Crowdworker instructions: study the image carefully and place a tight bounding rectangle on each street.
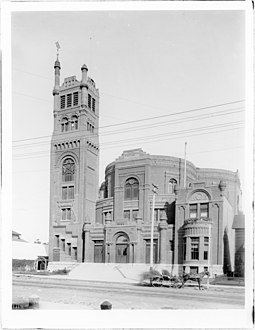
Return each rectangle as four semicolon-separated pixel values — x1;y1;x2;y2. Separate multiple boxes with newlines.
12;275;245;310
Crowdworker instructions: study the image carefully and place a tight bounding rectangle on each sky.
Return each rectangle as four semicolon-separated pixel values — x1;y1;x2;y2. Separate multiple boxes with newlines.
11;9;246;243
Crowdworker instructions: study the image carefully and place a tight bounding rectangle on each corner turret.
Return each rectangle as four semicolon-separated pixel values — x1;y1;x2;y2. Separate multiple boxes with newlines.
53;56;61;111
80;64;88;107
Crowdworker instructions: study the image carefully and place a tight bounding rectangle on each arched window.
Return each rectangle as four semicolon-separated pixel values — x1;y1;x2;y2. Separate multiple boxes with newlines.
116;234;129;263
124;178;139;200
71;115;78;130
168;178;177;194
189;191;210;219
116;235;129;244
62;158;75;182
61;117;69;132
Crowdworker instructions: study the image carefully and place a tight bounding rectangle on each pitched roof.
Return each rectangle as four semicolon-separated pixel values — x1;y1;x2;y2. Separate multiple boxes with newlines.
12;241;48;260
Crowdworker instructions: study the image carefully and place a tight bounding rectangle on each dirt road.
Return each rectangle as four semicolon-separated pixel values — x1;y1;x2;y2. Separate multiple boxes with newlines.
12;275;245;310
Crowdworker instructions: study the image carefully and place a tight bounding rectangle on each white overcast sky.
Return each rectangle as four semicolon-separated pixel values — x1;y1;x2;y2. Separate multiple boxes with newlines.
11;8;246;243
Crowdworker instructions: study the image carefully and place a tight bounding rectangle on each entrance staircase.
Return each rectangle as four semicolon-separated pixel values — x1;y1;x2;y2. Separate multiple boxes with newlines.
65;263;175;284
68;263;147;283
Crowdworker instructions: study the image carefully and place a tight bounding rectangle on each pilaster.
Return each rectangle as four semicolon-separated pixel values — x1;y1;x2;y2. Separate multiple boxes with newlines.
159;213;168;264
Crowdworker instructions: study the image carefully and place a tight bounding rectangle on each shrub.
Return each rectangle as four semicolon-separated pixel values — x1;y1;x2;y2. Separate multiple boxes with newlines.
12;259;35;271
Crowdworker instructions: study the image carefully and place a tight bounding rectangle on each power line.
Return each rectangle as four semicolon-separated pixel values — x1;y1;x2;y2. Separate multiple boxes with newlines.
13;67;245;121
13;126;244;159
13;68;52;81
13;122;244;159
102;127;244;151
13;91;52;104
14;145;244;167
95;108;244;136
101;121;243;146
98;100;245;129
12;101;245;144
12;107;244;149
13;120;243;152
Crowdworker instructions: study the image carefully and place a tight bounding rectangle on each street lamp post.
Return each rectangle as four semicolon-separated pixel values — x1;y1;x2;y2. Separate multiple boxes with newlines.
207;222;211;289
150;184;158;270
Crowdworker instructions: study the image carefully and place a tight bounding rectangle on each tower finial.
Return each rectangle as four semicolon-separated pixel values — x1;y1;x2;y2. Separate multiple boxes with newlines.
55;41;61;60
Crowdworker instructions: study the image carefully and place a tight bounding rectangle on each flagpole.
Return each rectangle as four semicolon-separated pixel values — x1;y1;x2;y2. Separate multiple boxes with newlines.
150;184;158;270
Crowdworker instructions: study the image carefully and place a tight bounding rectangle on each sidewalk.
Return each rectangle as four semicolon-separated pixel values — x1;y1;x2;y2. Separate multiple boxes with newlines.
13;272;245;290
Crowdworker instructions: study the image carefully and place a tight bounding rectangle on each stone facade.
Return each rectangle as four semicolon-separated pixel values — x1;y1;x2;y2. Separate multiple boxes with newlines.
48;60;242;276
95;149;241;275
48;59;99;263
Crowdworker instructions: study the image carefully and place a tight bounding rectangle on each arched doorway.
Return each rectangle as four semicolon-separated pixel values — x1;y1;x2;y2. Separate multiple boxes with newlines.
115;234;129;263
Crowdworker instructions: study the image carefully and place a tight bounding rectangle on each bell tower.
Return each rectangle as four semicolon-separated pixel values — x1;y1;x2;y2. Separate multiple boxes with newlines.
48;56;99;263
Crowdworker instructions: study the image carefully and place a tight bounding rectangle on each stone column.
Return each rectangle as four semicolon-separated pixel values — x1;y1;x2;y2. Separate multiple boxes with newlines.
186;236;191;262
129;243;133;264
213;203;221;265
83;220;91;262
159;212;168;264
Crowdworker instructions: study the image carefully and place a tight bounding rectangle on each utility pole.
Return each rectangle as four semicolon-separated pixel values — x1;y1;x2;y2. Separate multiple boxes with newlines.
150;184;158;270
207;222;211;289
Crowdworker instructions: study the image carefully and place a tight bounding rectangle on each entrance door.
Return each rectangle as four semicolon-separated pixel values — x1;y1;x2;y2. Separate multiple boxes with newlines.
116;244;129;263
94;242;104;263
115;234;129;263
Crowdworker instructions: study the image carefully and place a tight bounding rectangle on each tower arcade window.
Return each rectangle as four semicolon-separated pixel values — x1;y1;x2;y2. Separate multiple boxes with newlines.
62;158;75;182
71;115;78;130
124;178;139;200
61;118;69;132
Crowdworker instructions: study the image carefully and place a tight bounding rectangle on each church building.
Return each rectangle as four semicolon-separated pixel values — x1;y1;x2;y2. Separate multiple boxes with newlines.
48;59;242;276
